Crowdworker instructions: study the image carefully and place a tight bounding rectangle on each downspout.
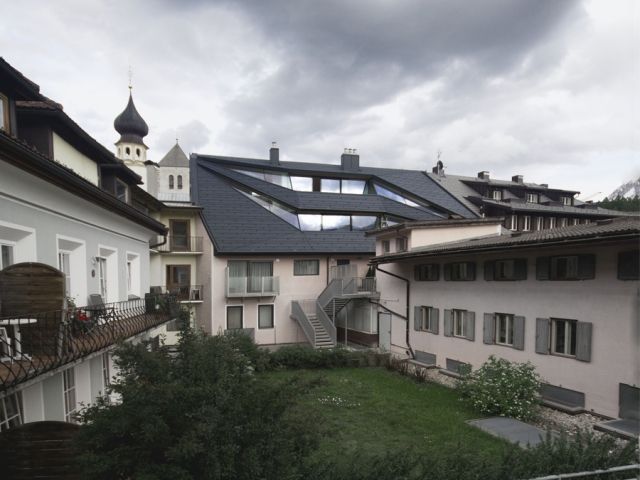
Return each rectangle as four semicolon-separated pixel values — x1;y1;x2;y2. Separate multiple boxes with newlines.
375;264;414;359
150;233;168;249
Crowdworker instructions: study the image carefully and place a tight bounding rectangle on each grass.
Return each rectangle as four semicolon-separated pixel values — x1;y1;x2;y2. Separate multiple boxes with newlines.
264;367;509;467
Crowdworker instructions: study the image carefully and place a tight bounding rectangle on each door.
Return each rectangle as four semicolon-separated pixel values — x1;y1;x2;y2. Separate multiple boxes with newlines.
378;312;391;351
167;265;190;300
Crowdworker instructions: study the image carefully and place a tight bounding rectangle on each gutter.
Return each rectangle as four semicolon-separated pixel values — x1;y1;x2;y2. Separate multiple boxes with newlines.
374;264;414;359
150;234;168;250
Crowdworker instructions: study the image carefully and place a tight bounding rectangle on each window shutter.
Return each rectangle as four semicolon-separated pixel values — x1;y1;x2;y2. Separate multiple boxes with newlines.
467;263;476;281
444;309;453;337
443;264;451;281
577;254;596;280
465;311;475;341
430;264;440;281
483;313;495;344
575;322;593;362
535;318;550;354
618;250;640;280
432;308;439;334
514;259;528;280
414;265;421;281
413;306;422;331
513;316;525;350
536;257;550;280
484;261;495;281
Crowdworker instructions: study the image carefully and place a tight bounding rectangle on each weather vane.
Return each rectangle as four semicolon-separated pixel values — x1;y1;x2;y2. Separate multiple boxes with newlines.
128;65;133;91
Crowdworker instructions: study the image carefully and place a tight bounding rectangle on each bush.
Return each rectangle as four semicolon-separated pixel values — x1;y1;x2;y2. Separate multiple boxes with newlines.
457;355;541;421
267;345;370;369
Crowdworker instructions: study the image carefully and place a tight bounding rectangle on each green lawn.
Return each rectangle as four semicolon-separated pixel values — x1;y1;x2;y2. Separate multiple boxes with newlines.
264;367;509;465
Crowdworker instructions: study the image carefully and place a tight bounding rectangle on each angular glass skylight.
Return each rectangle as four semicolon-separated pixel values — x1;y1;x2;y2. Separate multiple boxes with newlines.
236;189;299;228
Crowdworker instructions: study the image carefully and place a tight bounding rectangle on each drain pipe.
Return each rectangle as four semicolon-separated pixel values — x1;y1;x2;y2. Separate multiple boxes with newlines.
150;233;168;249
375;264;414;359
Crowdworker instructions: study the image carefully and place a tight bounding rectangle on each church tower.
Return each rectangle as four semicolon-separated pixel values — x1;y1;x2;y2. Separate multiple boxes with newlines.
114;86;149;168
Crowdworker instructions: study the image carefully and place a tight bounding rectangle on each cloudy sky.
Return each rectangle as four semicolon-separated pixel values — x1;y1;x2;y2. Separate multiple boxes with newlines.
2;0;637;199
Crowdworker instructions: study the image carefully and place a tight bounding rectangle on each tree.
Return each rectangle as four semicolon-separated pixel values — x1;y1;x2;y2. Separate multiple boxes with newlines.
75;329;319;479
598;195;640;213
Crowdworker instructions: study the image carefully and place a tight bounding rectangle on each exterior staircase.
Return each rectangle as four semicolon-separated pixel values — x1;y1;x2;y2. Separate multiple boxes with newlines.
290;270;378;349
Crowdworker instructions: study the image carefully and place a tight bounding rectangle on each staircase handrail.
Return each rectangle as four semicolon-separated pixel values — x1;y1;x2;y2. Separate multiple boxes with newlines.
315;300;336;344
317;279;344;309
291;301;315;346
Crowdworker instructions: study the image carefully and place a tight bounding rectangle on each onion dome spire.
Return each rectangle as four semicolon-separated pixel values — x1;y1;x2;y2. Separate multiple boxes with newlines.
113;90;149;145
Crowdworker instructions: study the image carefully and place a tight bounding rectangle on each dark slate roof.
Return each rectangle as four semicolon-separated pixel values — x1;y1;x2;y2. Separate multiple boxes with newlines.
114;92;149;144
478;198;638;217
373;217;640;263
193;154;477;254
159;142;189;167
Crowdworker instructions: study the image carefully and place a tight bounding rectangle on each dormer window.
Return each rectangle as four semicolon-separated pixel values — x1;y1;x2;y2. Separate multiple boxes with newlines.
561;196;573;206
0;93;9;132
526;193;539;203
115;179;128;202
169;175;174;189
396;237;408;252
177;175;183;190
492;189;503;201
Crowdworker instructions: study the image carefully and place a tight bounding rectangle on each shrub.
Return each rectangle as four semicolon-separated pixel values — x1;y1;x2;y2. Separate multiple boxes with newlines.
267;345;369;369
457;355;541;421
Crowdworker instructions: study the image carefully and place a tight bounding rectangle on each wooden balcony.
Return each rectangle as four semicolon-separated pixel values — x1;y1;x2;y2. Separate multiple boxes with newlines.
0;294;178;392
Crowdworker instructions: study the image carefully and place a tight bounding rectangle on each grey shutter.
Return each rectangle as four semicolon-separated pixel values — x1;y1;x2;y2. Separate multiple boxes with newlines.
414;306;422;331
465;311;475;341
467;262;476;281
444;309;453;337
577;254;596;280
432;308;440;334
575;322;593;362
514;259;528;280
430;264;440;281
484;261;494;281
414;265;421;281
443;264;451;281
513;316;525;350
536;257;550;280
483;313;495;344
535;318;550;354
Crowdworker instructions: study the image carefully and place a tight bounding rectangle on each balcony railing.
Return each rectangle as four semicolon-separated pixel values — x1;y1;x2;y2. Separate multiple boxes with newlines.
0;294;178;392
225;271;280;297
153;236;203;253
150;285;203;302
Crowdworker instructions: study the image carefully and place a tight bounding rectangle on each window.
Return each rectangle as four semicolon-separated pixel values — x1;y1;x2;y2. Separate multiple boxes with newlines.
169;175;174;189
551;318;577;357
291;176;313;192
322;215;350;231
341;179;366;194
96;257;107;299
227;260;273;294
535;217;543;231
526;193;539;203
237;189;300;229
135;148;141;158
415;306;438;333
373;183;421;208
395;237;407;252
444;262;476;281
492;189;503;200
170;220;190;251
0;93;8;132
320;178;341;193
453;309;468;338
0;391;23;431
444;309;475;340
571;218;579;226
562;196;573;206
485;258;527;281
351;216;377;231
537;254;595;281
495;313;514;346
226;305;243;330
547;217;557;229
294;259;319;276
114;179;128;202
58;251;71;294
415;263;439;281
382;240;390;253
125;147;130;156
0;244;14;269
258;304;274;329
559;218;568;228
177;175;183;189
618;250;639;280
522;215;531;231
63;368;77;423
507;215;517;231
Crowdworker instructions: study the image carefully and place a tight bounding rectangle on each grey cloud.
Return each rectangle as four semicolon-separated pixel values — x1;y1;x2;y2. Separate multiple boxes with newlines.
154;120;211;159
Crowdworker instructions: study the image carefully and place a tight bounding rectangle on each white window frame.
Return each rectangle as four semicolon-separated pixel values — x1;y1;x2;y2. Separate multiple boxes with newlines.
495;313;514;346
508;215;517;231
226;305;244;330
550;318;577;357
97;245;118;302
535;217;543;231
522;215;531;231
0;391;23;431
58;250;71;295
63;368;77;423
257;303;275;330
562;196;573;206
453;309;467;338
419;306;437;332
548;217;557;229
0;220;36;265
571;218;579;226
57;235;87;304
526;193;538;203
492;189;503;201
126;252;141;297
0;243;14;270
96;256;108;299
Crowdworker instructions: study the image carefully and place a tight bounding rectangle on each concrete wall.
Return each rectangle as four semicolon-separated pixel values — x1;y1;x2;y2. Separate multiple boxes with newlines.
52;132;99;186
378;241;639;418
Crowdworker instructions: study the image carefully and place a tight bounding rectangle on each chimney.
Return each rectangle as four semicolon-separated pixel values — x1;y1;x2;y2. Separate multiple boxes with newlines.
341;148;360;171
540;183;548;188
512;175;524;184
477;171;490;180
269;142;279;165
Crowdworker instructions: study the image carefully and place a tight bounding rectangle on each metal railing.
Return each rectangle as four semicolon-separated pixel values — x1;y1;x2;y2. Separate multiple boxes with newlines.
329;264;358;281
0;294;178;392
150;285;203;301
153;236;203;253
291;301;315;346
317;279;344;310
225;271;280;297
315;300;336;344
344;277;377;295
